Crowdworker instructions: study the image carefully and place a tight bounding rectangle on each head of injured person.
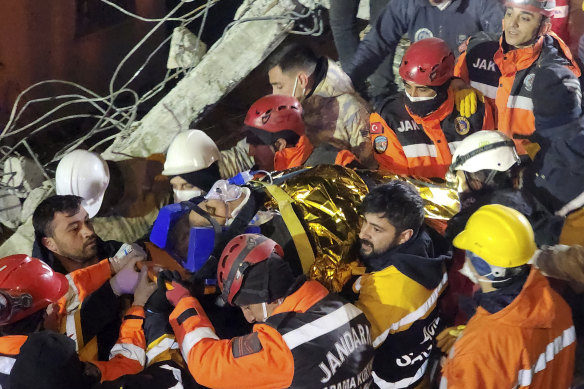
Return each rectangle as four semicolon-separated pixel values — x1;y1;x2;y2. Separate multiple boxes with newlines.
162;130;222;203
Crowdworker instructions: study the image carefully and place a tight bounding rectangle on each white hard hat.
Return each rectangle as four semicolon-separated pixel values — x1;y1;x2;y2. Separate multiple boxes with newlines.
162;130;221;176
55;150;110;218
451;131;520;173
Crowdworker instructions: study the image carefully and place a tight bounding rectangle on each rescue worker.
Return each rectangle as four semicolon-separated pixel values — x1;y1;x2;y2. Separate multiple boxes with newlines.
370;38;495;178
162;129;254;203
244;94;358;171
162;233;375;388
346;0;504;103
265;43;376;168
0;254;156;385
347;181;450;388
441;204;576;388
522;64;584;234
453;0;581;153
446;130;564;246
32;195;130;273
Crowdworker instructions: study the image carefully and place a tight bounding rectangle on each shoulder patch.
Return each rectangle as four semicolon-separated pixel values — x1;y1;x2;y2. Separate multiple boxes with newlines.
523;73;535;92
374;136;388;153
370;122;384;134
232;332;263;358
414;28;433;42
454;117;470;135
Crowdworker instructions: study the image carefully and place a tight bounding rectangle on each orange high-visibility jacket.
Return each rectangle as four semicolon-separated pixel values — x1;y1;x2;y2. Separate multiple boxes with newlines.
440;268;576;389
370;88;495;178
169;280;375;389
454;32;580;153
274;135;357;171
0;306;146;383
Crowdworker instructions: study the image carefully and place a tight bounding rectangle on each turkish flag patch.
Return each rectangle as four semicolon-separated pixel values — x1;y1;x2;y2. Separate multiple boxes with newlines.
370;122;384;134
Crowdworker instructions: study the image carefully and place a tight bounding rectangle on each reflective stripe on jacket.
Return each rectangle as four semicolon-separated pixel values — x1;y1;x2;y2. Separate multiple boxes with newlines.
440;268;575;389
91;305;147;382
169;280;374;389
0;306;145;385
0;336;27;388
370;88;494;178
355;266;447;388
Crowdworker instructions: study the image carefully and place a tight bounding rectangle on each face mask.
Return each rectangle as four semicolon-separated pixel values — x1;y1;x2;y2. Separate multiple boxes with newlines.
465;251;511;284
292;76;306;99
174;189;203;203
459;261;480;284
404;89;436;102
403;82;450;117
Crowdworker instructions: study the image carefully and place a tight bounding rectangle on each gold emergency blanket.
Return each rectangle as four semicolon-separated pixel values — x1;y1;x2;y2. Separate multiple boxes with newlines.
262;165;460;291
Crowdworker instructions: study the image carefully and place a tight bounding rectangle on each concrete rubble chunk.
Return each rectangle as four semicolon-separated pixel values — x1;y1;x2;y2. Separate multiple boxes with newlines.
101;0;299;162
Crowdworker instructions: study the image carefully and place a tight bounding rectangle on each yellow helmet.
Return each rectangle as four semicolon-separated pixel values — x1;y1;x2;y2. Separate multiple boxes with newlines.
453;204;536;268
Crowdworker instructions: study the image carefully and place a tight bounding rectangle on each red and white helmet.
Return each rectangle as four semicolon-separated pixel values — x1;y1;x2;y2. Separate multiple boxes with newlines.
0;255;69;325
504;0;556;17
217;234;284;306
399;38;455;87
244;95;305;138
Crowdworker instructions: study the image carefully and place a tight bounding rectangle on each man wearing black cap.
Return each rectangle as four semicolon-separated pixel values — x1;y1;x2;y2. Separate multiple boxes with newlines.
160;233;375;389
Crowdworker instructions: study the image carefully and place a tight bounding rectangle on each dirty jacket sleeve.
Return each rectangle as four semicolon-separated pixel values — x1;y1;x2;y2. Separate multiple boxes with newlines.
91;305;147;382
219;138;254;179
169;296;294;389
346;0;409;88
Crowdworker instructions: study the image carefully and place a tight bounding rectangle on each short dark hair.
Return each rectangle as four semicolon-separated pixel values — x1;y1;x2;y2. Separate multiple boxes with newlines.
33;195;83;238
266;43;319;74
361;181;425;234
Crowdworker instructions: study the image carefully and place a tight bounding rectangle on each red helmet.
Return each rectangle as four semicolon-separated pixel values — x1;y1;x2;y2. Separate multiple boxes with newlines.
504;0;555;17
0;255;69;325
244;95;305;137
217;234;284;306
399;38;455;87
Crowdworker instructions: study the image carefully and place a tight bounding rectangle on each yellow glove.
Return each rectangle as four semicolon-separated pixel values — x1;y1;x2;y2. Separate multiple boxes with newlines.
436;325;466;354
454;88;483;118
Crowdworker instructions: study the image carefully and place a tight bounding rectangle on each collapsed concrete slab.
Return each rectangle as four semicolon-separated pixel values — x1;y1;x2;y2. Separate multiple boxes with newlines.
102;0;300;161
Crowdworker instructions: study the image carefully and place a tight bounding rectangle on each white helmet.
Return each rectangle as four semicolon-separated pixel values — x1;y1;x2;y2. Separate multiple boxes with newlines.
162;130;221;176
55;150;110;218
451;131;520;173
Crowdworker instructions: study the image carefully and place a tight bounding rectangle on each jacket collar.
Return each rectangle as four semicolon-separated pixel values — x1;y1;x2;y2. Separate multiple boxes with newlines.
361;227;451;289
273;135;314;171
407;87;455;125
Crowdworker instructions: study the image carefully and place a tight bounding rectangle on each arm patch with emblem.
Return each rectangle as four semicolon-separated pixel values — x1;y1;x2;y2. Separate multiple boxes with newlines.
231;332;263;358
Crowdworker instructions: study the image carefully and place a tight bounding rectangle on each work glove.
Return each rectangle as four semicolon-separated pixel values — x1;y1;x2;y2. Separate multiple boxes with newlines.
110;255;141;295
145;272;176;315
109;243;147;274
132;267;157;307
454;88;481;118
436;325;466;354
159;270;192;306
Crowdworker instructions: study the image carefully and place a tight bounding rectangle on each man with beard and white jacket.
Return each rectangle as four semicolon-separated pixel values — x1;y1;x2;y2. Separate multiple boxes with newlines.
266;43;376;168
